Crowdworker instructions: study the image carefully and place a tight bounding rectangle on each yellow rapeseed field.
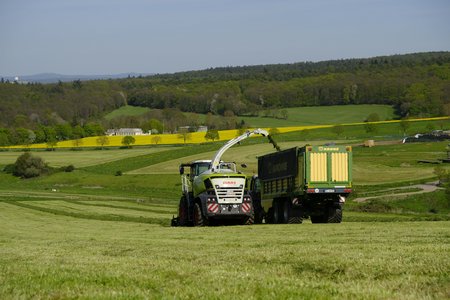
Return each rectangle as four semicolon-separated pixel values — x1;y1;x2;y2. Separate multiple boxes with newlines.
5;116;449;149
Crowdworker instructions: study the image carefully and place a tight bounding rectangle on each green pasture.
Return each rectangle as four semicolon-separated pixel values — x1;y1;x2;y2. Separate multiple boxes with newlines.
103;105;151;120
241;104;396;127
0;200;448;299
352;141;450;184
0;147;173;168
275;118;450;142
0;171;181;201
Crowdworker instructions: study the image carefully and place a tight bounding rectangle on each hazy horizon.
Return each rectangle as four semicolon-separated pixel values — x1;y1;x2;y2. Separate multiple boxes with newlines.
1;0;449;76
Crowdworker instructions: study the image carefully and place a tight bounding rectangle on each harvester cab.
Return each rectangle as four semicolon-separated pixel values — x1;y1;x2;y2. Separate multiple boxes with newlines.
172;129;271;227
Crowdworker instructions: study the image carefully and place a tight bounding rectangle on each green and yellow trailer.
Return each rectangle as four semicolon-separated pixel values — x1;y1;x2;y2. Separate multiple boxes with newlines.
249;145;352;224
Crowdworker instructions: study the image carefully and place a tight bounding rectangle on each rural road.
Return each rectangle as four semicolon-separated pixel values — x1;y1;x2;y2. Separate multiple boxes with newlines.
353;181;443;202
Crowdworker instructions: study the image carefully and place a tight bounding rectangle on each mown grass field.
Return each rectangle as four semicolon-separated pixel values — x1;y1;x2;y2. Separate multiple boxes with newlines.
0;199;449;299
1;120;450;298
0;147;174;167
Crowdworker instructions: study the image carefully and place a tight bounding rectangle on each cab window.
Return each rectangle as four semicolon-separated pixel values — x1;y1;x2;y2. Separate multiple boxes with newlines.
192;162;210;177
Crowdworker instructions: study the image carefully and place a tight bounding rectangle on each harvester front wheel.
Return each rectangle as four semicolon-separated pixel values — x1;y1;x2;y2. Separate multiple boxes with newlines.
193;202;207;226
244;214;254;225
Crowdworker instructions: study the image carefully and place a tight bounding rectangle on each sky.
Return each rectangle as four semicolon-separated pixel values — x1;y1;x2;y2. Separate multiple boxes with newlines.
0;0;449;76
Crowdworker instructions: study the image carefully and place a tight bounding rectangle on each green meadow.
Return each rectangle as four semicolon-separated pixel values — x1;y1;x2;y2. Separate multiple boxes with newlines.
104;105;151;120
240;104;396;127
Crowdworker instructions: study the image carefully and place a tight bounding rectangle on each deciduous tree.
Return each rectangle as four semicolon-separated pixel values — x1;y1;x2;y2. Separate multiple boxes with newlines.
122;135;136;148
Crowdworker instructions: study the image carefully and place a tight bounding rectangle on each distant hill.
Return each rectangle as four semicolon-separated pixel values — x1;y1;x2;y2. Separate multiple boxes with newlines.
0;72;154;84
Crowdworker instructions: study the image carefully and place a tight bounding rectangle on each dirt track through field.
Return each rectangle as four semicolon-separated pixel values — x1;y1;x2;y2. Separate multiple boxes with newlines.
354;181;443;202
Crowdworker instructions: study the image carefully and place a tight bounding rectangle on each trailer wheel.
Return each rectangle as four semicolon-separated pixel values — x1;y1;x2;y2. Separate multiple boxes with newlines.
282;200;302;224
282;200;289;224
178;196;189;226
273;201;282;224
327;207;342;223
193;202;206;226
311;206;342;223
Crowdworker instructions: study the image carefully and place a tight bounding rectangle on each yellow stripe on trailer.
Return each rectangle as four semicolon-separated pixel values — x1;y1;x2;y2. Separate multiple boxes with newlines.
331;152;348;182
310;152;327;182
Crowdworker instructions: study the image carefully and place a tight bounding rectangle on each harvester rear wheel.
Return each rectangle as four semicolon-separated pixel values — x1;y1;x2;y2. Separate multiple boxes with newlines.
254;208;264;224
193;202;206;226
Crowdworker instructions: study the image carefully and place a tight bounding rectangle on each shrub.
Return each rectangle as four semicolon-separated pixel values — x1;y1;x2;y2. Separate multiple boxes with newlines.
61;165;75;172
115;170;123;176
13;152;48;178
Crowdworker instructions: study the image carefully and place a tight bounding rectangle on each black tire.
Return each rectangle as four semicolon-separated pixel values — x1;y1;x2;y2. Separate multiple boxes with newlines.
288;216;302;224
193;202;206;226
311;206;342;223
244;214;254;225
273;201;282;224
178;196;189;226
254;209;264;224
253;199;264;224
327;207;342;223
282;200;290;224
283;200;302;224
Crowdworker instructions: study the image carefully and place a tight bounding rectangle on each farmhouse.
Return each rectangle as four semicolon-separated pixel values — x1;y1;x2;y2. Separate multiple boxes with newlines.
106;128;146;136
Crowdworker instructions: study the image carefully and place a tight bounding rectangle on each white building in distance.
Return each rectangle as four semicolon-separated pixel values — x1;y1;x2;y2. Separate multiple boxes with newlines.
106;128;146;136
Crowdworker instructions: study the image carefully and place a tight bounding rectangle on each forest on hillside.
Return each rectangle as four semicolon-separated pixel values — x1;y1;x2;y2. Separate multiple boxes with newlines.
0;52;449;145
